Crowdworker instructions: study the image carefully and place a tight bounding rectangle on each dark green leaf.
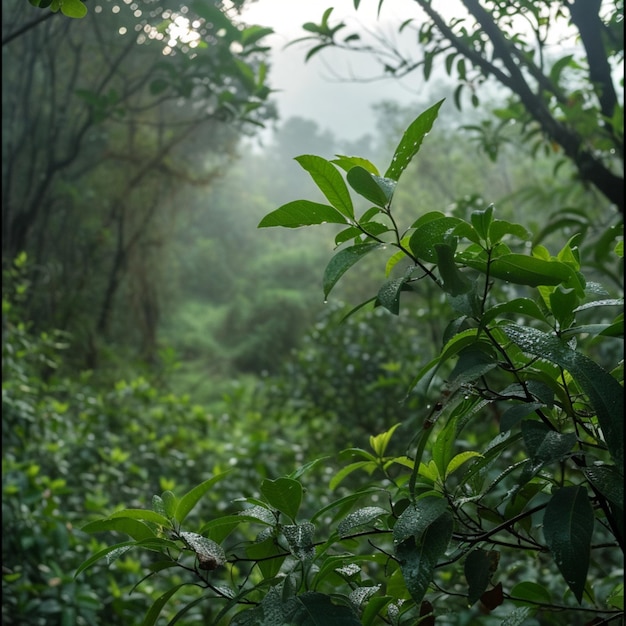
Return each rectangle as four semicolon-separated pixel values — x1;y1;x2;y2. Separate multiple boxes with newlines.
465;549;497;605
409;217;463;263
376;276;410;315
385;100;444;181
503;324;624;468
323;243;382;299
543;486;594;603
435;243;473;296
175;472;230;524
585;465;624;509
464;254;579;291
396;511;453;604
347;167;395;207
81;518;156;542
393;497;448;545
291;592;362;625
521;421;576;464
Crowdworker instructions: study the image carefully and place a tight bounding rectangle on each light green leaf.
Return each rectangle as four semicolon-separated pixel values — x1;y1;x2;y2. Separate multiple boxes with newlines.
543;486;594;604
329;461;377;490
295;155;354;218
369;423;402;457
445;451;482;478
60;0;87;18
259;200;348;228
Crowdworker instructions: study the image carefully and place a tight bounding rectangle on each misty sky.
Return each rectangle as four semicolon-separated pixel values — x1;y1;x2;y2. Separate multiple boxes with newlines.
240;0;427;140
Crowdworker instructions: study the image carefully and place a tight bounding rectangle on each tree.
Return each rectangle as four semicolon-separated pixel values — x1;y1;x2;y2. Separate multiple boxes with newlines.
292;0;624;214
2;0;274;364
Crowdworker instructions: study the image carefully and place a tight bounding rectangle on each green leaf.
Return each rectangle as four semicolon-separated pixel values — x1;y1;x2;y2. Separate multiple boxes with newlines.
175;472;230;524
385;99;445;181
295;155;354;218
81;518;156;542
409;217;463;263
259;200;348;228
337;506;389;537
500;403;545;432
488;220;531;244
142;583;190;626
470;205;494;241
465;549;498;605
245;537;286;579
260;477;303;520
323;243;382;299
396;511;453;604
393;497;448;545
463;254;579;291
445;451;482;478
282;522;316;561
329;461;377;490
60;0;87;18
332;155;379;175
503;324;624;468
521;421;576;464
480;298;547;328
376;275;412;315
180;531;226;570
543;486;594;603
346;167;396;207
75;541;137;577
435;243;472;296
510;581;552;607
109;509;170;527
291;592;362;624
584;465;624;509
161;491;178;518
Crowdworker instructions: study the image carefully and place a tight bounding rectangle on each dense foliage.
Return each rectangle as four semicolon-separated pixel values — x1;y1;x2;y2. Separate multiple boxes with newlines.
3;1;624;625
76;102;624;625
